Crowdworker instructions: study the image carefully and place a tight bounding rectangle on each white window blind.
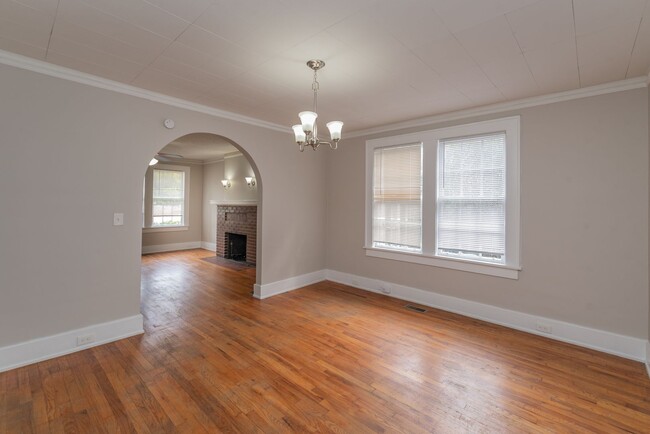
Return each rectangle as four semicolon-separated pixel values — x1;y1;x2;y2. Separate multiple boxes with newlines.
373;143;422;251
437;132;506;263
152;169;185;226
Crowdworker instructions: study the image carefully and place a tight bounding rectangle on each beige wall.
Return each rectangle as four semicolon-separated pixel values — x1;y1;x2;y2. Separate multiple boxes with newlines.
202;155;259;246
224;154;259;202
142;162;203;247
202;160;225;246
326;88;649;339
0;63;326;347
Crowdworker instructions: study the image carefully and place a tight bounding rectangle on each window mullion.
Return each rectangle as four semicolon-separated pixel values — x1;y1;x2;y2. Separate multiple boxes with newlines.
421;139;437;255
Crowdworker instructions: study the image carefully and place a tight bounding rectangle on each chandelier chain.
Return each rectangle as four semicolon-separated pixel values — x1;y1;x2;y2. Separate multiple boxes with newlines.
312;69;319;113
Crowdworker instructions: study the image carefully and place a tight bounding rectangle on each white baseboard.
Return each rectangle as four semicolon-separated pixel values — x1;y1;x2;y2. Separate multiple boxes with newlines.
646;341;650;378
325;269;647;362
0;314;144;373
142;241;202;254
201;241;216;252
253;270;326;299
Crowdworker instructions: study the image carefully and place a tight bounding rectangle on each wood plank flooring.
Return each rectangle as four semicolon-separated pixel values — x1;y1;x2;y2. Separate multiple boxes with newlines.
2;249;650;433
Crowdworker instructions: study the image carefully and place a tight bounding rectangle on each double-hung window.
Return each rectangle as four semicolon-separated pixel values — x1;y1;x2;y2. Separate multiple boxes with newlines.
365;117;520;279
372;143;422;252
142;164;191;232
152;168;185;226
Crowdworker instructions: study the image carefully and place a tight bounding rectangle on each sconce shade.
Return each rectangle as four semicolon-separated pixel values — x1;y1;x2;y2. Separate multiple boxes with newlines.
326;121;344;141
221;179;231;189
292;125;306;143
298;111;317;133
245;176;256;188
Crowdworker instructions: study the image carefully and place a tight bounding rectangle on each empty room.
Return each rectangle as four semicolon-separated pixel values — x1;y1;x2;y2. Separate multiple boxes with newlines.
1;0;650;432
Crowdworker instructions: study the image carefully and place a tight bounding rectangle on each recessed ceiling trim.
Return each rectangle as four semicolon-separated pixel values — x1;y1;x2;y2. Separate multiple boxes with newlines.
347;76;649;139
0;49;289;135
223;151;243;159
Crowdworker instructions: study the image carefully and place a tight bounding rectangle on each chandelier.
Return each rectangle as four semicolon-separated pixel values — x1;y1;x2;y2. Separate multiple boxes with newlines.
292;60;343;151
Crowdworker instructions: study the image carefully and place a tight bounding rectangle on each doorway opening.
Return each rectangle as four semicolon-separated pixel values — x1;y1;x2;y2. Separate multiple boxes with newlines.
140;132;261;288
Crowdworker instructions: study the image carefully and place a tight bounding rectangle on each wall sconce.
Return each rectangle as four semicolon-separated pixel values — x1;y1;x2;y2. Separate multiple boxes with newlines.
221;179;231;189
245;176;256;188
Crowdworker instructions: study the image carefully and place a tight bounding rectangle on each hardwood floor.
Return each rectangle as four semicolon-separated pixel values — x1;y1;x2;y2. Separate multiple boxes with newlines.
2;249;650;433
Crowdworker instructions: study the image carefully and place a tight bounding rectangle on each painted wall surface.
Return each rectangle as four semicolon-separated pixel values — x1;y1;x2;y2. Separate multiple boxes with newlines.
326;88;649;339
0;63;326;347
224;155;259;202
202;160;225;246
202;155;259;246
142;162;203;247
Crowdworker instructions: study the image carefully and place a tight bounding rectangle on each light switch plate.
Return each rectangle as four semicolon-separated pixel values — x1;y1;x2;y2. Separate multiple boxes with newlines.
113;213;124;226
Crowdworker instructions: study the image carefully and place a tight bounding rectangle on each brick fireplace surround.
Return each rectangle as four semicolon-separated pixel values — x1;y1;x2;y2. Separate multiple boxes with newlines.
216;204;257;265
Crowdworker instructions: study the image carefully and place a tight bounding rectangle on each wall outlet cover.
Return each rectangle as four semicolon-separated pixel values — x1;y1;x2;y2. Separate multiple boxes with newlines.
77;333;96;346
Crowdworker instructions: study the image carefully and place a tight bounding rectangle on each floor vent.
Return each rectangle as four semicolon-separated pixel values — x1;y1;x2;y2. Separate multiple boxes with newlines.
404;304;427;313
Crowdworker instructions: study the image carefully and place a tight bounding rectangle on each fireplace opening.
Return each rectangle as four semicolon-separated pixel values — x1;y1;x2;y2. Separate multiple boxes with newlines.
225;232;247;262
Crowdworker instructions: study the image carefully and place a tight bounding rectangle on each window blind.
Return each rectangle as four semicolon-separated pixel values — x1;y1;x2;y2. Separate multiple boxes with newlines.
373;143;422;251
152;169;185;226
437;132;506;262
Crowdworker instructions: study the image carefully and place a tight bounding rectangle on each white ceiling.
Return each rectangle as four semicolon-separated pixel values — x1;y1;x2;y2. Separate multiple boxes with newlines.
159;132;237;161
1;0;649;132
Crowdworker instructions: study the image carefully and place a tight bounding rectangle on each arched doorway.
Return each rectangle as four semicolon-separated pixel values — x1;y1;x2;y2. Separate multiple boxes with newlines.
139;132;263;294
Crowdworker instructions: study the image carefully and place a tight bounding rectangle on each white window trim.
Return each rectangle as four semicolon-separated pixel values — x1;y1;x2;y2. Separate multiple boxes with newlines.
142;226;189;233
142;164;191;232
365;116;521;279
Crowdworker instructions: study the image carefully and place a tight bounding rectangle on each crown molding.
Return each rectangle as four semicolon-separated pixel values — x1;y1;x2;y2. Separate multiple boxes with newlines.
223;151;244;159
346;76;649;138
1;49;647;140
202;157;225;165
0;49;289;134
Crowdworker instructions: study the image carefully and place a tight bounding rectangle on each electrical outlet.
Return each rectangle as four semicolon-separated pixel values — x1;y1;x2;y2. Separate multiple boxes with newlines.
380;285;391;294
77;333;96;346
535;323;553;334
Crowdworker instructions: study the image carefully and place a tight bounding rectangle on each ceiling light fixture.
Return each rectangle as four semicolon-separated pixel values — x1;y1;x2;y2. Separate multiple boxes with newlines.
149;158;159;166
292;60;343;152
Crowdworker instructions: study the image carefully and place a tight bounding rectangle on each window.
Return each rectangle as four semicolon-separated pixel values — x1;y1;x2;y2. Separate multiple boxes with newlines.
372;143;422;252
152;169;185;226
365;117;520;279
142;164;190;232
437;133;506;263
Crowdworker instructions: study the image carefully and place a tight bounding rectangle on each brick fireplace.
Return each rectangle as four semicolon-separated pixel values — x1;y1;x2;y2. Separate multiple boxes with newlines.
216;204;257;265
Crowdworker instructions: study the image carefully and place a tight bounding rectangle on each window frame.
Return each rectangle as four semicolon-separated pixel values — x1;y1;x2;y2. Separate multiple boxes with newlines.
142;164;191;233
365;116;521;279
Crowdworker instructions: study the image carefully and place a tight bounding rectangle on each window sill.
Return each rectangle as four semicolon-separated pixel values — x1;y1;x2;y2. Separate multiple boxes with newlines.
143;226;189;233
364;247;520;279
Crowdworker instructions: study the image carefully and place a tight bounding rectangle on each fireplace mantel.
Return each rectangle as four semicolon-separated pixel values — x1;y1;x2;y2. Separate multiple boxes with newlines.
210;200;258;207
